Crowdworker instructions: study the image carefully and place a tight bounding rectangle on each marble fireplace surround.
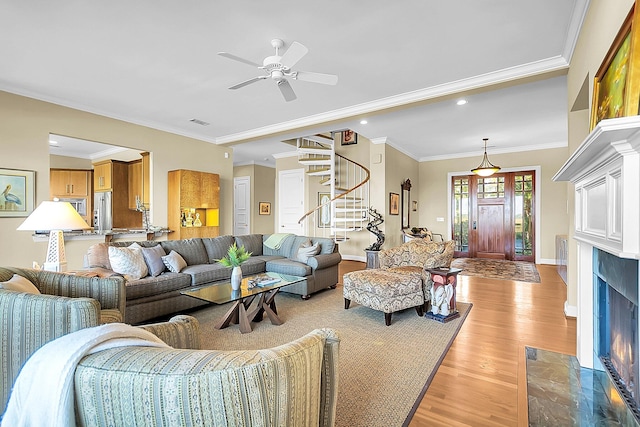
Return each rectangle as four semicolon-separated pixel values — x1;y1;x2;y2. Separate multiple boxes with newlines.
554;116;640;409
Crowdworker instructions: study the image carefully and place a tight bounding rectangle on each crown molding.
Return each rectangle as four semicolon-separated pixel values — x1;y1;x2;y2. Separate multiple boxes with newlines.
233;160;276;168
215;56;569;144
271;151;298;159
369;137;388;145
382;138;421;161
419;140;568;162
562;0;591;62
89;146;130;160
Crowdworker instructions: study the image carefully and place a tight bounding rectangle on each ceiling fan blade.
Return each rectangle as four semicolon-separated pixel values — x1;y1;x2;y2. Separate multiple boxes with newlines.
229;76;267;90
278;79;297;102
294;71;338;85
279;41;308;69
218;52;261;68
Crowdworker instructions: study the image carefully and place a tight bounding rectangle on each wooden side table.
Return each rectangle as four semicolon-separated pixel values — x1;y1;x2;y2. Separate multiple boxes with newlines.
425;267;462;323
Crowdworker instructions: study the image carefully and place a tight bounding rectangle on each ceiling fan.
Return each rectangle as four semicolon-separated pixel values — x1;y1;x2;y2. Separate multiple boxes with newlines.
218;39;338;102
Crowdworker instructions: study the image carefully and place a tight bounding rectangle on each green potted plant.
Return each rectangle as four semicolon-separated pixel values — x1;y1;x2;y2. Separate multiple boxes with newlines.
217;243;252;290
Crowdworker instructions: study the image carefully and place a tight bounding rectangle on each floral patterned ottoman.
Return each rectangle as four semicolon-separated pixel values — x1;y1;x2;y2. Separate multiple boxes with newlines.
342;268;425;326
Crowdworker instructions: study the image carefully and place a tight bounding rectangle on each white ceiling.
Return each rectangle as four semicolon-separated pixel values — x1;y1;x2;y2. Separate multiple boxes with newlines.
0;1;588;166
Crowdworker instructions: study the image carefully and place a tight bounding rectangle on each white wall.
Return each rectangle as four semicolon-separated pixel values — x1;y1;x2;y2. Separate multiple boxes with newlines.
1;90;233;270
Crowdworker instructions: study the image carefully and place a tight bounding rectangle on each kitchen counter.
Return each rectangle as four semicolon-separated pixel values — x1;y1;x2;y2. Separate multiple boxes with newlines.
31;228;172;243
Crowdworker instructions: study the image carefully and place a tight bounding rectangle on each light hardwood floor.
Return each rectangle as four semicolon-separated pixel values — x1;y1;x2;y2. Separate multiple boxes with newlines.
339;261;577;427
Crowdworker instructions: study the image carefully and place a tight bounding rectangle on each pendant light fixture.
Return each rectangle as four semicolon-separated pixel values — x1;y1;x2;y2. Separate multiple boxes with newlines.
471;138;500;177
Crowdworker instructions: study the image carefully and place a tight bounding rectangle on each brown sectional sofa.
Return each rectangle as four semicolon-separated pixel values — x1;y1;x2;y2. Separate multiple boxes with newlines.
85;234;341;324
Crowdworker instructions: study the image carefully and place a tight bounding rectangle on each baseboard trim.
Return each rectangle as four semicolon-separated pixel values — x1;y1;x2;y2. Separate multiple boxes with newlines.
341;254;366;263
564;301;577;318
538;258;556;265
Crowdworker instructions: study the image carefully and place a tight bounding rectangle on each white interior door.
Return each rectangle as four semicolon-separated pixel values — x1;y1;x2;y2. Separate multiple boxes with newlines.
234;176;250;235
278;169;304;235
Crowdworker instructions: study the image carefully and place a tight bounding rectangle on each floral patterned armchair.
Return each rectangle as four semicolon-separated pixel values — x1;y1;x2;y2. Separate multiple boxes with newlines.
378;239;455;301
342;240;455;325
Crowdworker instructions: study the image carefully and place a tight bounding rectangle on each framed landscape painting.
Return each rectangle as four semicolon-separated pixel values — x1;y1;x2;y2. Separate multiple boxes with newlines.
0;168;35;217
591;5;640;129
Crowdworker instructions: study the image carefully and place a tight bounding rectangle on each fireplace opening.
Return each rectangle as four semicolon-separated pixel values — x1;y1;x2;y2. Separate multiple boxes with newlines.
594;248;639;420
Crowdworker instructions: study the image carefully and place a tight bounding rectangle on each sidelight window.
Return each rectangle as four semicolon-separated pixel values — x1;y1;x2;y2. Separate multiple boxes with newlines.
452;177;469;253
514;173;533;256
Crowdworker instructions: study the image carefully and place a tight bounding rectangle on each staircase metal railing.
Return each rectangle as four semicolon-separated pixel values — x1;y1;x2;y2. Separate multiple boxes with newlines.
297;136;370;242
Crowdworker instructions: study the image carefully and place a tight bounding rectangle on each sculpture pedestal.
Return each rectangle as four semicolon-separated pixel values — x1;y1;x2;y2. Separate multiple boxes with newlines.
364;250;380;269
424;267;462;323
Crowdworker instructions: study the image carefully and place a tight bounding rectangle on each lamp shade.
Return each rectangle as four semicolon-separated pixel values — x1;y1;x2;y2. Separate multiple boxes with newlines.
17;201;90;232
17;201;90;272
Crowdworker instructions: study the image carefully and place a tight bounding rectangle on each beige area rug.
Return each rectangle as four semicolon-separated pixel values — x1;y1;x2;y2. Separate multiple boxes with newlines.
451;257;541;283
189;285;471;427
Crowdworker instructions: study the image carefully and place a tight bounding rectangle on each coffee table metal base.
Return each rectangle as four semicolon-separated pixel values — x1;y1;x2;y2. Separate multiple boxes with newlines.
214;288;282;334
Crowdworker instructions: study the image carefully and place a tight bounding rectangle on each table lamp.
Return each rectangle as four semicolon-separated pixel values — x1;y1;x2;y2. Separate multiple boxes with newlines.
17;200;91;272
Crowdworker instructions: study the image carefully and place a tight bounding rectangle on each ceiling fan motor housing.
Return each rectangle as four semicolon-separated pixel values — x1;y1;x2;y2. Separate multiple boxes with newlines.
263;56;290;82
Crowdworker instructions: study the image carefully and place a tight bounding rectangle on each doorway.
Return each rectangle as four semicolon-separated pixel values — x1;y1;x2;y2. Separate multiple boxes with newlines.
233;176;250;235
452;171;535;262
278;169;305;235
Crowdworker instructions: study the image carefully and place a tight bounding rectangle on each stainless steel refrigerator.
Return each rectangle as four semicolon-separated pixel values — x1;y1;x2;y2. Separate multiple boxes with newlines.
94;191;113;231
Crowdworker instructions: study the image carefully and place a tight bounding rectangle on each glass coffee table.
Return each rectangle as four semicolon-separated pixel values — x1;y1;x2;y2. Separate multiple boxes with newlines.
182;272;305;334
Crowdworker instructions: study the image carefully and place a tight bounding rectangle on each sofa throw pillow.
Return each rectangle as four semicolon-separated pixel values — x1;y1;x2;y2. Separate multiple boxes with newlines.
162;250;187;273
131;244;166;277
0;274;41;294
86;243;112;270
108;246;148;280
297;241;320;263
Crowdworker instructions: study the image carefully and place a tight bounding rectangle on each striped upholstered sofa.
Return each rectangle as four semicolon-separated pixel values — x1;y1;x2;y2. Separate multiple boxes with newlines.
2;307;339;426
72;326;340;426
0;266;125;325
0;266;128;415
85;234;342;324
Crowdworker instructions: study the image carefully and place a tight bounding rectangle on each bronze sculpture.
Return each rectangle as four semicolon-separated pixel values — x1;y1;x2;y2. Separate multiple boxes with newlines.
366;207;385;251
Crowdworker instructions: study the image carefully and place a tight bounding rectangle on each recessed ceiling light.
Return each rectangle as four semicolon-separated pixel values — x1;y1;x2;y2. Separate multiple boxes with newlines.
49;140;58;145
360;120;368;125
456;99;468;106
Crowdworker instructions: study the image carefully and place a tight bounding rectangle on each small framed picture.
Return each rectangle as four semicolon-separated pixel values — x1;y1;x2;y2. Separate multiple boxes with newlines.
340;130;357;146
389;192;399;215
0;168;35;217
259;202;271;215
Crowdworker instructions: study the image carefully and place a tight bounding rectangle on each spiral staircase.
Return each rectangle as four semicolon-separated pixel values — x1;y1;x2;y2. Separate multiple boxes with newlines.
296;134;370;242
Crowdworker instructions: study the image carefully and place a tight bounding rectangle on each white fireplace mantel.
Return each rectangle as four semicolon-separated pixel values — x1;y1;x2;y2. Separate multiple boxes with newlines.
554;116;640;369
554;116;640;259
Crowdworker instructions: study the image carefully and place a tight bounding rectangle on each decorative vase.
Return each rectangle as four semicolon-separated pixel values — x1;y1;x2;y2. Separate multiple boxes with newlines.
231;266;242;290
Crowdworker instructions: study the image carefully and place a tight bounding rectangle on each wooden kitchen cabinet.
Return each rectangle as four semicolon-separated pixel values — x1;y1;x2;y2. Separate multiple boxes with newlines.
93;161;113;192
168;169;220;239
128;152;150;210
50;169;90;197
49;168;92;225
128;160;142;209
93;159;141;229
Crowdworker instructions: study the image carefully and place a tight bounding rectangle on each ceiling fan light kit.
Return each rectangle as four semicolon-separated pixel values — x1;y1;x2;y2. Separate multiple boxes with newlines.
218;38;338;102
471;138;501;177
